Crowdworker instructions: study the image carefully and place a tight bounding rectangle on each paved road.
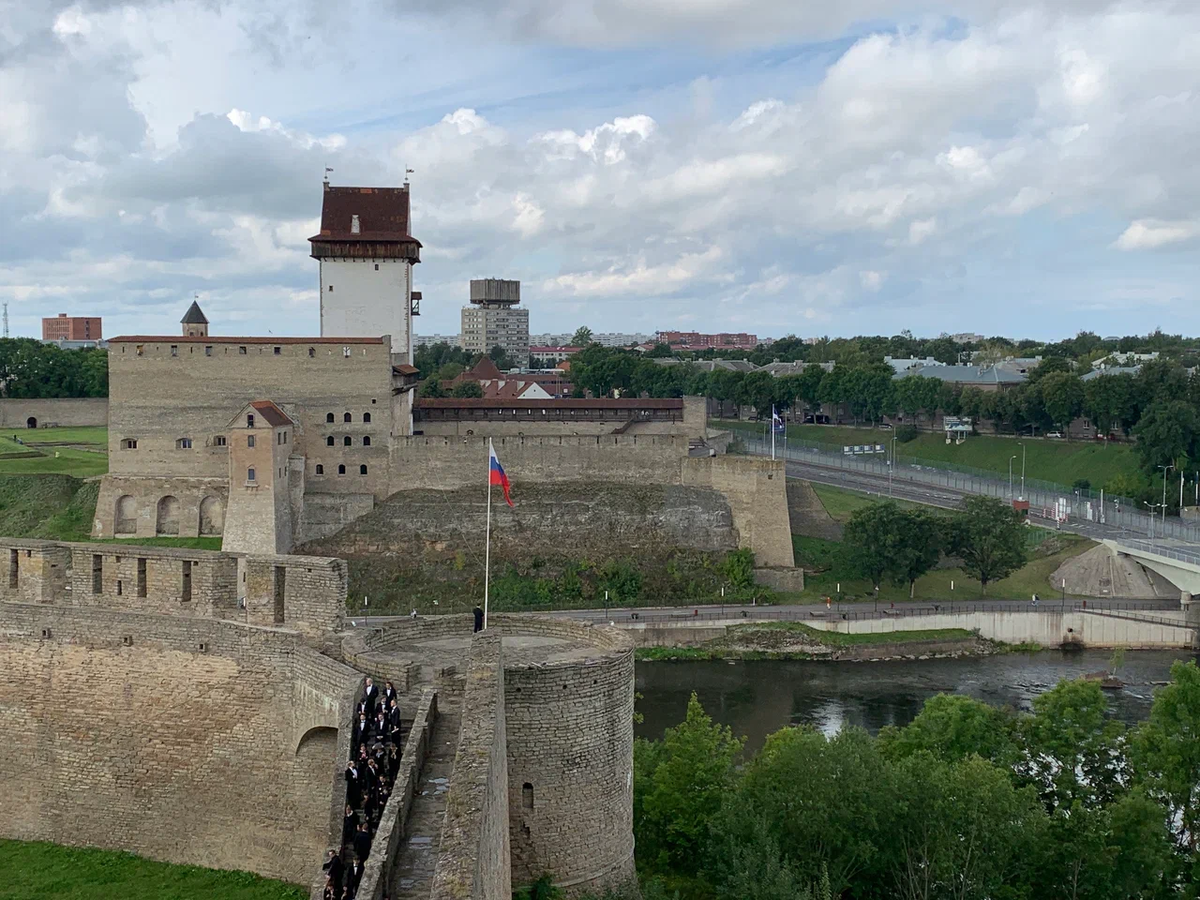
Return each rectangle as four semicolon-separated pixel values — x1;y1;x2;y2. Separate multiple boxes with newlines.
350;595;1179;630
783;456;1200;567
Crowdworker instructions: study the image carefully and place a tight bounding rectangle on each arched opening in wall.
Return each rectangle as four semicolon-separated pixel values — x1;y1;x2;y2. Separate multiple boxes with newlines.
115;495;137;535
326;436;335;446
343;412;352;423
523;782;534;809
156;496;180;535
363;412;371;423
343;436;351;446
199;496;224;535
295;725;338;757
362;435;371;446
25;417;36;429
326;413;334;423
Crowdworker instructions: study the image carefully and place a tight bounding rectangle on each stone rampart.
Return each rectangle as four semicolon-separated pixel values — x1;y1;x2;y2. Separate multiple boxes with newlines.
682;454;794;568
0;397;108;429
93;475;228;540
430;631;512;900
352;689;438;900
0;602;360;885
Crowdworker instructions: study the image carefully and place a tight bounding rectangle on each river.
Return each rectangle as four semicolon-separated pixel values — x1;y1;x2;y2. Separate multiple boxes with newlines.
635;649;1199;753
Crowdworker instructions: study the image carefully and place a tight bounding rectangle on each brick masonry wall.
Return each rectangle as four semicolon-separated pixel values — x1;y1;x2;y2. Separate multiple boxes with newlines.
430;632;512;900
0;603;360;886
0;398;108;428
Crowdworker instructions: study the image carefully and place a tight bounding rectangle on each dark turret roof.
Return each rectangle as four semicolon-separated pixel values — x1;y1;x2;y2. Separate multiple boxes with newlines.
181;301;208;325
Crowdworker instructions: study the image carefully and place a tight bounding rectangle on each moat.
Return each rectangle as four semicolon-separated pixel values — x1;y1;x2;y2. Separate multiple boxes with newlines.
635;648;1200;753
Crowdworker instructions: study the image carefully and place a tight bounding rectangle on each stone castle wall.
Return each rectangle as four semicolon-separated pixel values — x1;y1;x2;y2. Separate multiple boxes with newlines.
0;398;108;428
681;454;794;568
0;602;360;885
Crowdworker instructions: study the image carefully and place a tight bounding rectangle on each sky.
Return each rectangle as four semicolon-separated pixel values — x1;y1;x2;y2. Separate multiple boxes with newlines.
2;0;1199;342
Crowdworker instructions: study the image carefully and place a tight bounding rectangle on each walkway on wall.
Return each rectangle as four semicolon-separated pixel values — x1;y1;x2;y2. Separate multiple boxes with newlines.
389;679;464;900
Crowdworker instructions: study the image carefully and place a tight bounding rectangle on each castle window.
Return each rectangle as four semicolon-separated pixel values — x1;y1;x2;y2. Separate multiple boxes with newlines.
213;435;226;447
205;345;212;356
283;431;288;444
247;435;256;448
247;467;256;482
120;438;138;450
247;414;255;428
328;285;333;292
362;435;371;446
315;464;324;475
359;465;368;475
175;438;192;450
170;345;178;357
374;263;379;270
343;347;351;358
135;345;143;356
326;413;335;423
343;412;352;423
308;347;315;358
343;436;352;446
326;436;335;447
337;464;346;475
239;346;247;355
273;346;281;355
363;412;371;423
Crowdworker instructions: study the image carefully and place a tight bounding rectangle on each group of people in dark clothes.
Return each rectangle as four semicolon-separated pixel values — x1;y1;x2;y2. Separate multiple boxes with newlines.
322;676;403;900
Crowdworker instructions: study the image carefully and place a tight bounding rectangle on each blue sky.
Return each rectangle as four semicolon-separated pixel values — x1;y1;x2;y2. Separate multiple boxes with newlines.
2;0;1198;342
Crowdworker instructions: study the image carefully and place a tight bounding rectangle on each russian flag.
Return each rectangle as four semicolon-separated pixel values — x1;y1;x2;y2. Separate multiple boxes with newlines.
489;440;514;507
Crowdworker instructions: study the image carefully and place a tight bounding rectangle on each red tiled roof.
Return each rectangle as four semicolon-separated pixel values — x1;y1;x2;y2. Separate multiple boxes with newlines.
309;185;420;243
250;400;293;427
416;398;683;409
393;363;419;376
109;336;386;344
468;357;504;380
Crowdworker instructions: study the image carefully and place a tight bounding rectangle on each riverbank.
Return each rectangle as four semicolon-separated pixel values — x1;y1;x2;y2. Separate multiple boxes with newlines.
634;621;990;661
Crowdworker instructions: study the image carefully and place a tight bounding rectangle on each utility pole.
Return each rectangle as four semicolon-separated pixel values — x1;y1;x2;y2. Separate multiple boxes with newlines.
1018;441;1026;498
1158;464;1174;538
1009;455;1016;499
2;302;8;339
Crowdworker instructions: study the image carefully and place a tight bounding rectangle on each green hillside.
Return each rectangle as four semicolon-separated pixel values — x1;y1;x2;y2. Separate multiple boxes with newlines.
0;426;108;477
717;419;1139;490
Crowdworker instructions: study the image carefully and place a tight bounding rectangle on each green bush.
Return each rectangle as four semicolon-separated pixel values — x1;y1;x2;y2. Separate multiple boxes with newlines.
895;424;919;443
723;548;756;588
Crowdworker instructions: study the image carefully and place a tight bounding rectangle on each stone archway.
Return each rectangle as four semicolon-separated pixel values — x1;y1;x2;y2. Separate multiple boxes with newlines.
199;496;225;535
156;496;180;535
115;495;137;536
25;417;36;429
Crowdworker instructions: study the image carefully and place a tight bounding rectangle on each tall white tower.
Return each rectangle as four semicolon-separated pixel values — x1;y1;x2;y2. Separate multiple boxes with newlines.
309;183;422;360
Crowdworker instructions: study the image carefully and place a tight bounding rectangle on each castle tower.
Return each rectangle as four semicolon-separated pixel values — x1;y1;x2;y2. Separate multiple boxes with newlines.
181;300;208;337
309;184;422;361
222;400;295;556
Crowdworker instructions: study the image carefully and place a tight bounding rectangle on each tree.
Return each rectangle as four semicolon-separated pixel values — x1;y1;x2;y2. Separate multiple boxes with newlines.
1132;399;1197;473
451;381;483;398
892;509;943;598
842;501;908;599
571;326;594;347
489;344;513;371
418;378;445;398
1132;660;1200;853
635;693;743;878
737;370;778;420
1039;371;1085;435
796;365;825;418
1083;373;1134;437
949;496;1028;595
879;693;1019;768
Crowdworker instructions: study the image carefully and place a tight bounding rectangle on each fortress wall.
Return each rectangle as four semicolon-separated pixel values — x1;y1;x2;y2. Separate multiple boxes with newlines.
243;554;348;639
504;628;635;889
681;454;794;568
389;435;689;493
0;541;70;603
0;603;358;885
93;475;228;540
66;545;238;616
0;397;108;429
431;632;512;900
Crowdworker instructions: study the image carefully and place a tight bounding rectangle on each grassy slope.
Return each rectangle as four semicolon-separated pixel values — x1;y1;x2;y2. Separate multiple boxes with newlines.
794;483;1094;603
718;419;1138;488
636;623;980;659
0;840;304;900
0;426;108;477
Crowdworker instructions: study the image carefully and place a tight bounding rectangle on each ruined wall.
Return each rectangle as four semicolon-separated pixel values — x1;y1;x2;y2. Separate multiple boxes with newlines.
430;632;512;900
681;455;794;568
0;603;359;885
389;435;688;493
0;398;108;428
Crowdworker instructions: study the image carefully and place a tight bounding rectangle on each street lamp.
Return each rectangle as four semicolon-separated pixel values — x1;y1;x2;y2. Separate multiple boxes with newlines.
1144;501;1163;538
889;433;897;498
1009;455;1017;499
1158;464;1175;537
1017;441;1026;498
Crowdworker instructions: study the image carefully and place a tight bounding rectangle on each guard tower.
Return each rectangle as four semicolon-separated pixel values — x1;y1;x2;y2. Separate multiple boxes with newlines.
181;301;208;337
309;183;422;360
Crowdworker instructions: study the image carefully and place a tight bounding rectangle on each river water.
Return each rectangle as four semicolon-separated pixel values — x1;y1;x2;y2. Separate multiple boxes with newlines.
635;649;1200;754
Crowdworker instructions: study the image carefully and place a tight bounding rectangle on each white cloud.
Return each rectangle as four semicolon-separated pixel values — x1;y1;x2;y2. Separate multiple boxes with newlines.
1113;220;1200;251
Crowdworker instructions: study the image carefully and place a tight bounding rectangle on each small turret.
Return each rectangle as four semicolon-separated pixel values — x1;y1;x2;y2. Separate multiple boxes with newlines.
181;300;209;338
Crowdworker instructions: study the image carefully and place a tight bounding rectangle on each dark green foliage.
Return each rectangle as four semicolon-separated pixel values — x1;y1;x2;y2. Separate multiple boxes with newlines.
722;547;755;588
950;496;1029;593
0;340;107;398
451;380;484;398
894;423;919;443
842;502;943;598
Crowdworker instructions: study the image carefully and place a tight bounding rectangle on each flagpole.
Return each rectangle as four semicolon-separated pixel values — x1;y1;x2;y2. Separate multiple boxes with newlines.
771;405;776;461
484;442;492;631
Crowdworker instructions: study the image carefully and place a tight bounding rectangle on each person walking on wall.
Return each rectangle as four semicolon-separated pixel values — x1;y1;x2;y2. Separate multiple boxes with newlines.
473;604;484;633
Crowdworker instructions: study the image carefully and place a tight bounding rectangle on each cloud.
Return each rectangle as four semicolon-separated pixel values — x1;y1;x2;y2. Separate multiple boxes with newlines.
1114;220;1200;251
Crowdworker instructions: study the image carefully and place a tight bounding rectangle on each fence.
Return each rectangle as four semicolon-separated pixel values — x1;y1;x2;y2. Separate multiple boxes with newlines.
739;435;1200;545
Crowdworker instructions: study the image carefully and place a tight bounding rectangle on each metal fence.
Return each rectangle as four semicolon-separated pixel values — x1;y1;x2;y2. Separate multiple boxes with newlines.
739;435;1200;545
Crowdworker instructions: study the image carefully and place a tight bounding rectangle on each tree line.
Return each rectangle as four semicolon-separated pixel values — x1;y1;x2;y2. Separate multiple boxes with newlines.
635;661;1200;900
0;339;107;398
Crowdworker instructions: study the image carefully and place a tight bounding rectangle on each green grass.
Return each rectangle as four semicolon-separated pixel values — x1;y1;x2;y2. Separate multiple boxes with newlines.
810;483;942;523
635;624;981;660
0;426;108;476
717;419;1139;490
741;620;977;646
0;840;305;900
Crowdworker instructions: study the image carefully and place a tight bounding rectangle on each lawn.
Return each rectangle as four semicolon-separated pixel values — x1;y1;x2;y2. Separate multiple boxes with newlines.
0;426;108;477
0;840;305;900
810;483;941;522
717;419;1139;490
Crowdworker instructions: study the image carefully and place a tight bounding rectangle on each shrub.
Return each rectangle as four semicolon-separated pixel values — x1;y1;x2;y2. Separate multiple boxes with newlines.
895;424;919;443
723;547;756;588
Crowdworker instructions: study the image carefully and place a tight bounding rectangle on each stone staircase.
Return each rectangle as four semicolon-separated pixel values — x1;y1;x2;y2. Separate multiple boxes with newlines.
389;677;464;900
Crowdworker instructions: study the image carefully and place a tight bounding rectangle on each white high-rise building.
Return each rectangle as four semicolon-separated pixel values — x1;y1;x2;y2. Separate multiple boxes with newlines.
309;182;422;361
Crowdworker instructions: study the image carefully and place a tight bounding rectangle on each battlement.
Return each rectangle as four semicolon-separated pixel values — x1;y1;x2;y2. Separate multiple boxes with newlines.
0;538;345;640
